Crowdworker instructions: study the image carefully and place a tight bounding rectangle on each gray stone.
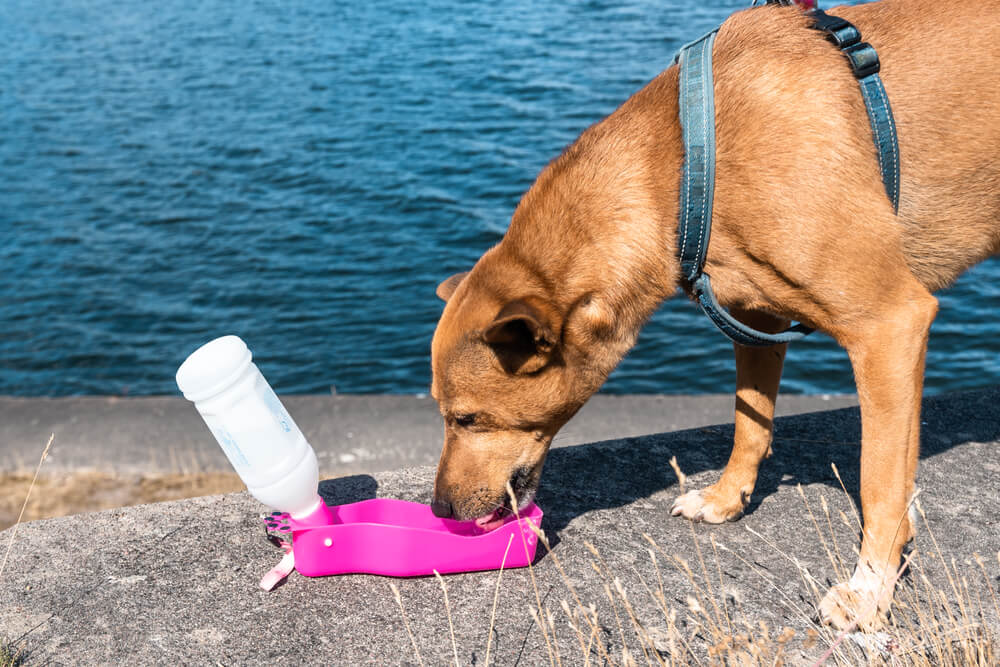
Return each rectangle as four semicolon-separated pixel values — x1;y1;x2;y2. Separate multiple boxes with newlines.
1;389;997;665
0;394;857;476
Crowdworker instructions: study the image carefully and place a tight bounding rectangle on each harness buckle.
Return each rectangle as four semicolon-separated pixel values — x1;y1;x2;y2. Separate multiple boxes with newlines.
809;9;861;49
842;42;881;79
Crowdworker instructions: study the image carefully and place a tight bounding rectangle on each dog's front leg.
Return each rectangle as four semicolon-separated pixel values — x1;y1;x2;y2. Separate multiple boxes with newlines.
818;283;938;630
671;308;787;523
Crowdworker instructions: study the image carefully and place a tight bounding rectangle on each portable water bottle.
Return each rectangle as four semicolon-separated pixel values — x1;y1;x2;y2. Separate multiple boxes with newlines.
177;337;544;589
176;335;332;524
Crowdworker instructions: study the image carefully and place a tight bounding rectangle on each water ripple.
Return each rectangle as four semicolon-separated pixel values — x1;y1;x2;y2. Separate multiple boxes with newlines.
1;0;996;396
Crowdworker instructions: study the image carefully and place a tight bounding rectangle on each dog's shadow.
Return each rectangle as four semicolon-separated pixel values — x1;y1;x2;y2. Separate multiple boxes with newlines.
535;386;1000;544
312;388;998;553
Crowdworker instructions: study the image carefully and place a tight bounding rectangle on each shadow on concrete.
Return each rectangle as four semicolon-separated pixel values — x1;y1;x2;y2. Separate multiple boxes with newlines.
307;388;999;559
318;474;379;506
535;386;1000;544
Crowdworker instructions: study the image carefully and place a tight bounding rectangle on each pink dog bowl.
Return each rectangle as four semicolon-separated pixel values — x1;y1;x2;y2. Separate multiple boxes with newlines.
265;498;544;579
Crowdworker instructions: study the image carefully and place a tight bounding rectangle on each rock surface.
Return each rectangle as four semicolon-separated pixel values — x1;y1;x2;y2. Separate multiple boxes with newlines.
0;394;857;475
2;388;998;664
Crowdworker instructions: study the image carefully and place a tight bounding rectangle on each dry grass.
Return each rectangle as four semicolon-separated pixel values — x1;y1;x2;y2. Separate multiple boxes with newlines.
0;637;25;667
0;469;246;531
2;437;996;665
388;470;998;666
1;436;54;666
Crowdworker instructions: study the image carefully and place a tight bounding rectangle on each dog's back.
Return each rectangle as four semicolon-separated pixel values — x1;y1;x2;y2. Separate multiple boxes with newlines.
429;0;999;631
711;0;1000;291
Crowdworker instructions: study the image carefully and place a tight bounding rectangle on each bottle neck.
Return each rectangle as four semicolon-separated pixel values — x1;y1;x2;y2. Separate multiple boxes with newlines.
289;496;334;528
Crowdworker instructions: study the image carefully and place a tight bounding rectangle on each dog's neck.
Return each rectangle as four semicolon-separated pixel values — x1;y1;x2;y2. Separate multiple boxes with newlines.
491;67;687;398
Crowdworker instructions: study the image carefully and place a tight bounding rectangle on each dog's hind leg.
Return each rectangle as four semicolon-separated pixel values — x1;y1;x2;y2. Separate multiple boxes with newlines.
817;278;938;631
671;309;788;523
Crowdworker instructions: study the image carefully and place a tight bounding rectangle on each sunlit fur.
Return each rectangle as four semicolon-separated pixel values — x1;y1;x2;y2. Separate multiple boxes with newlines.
430;0;998;629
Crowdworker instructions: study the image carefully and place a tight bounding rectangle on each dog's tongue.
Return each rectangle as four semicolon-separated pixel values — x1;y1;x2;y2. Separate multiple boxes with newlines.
474;509;505;532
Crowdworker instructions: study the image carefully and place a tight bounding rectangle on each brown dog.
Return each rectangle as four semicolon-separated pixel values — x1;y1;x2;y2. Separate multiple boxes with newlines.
429;0;999;630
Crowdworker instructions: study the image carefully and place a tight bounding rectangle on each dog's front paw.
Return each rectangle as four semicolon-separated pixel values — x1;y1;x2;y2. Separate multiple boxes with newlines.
817;563;894;631
670;484;749;523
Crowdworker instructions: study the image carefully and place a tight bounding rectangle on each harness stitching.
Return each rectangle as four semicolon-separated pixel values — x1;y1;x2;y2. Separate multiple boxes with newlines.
695;34;711;270
876;76;899;203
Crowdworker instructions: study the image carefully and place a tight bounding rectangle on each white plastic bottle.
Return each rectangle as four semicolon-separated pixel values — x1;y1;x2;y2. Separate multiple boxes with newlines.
176;335;331;524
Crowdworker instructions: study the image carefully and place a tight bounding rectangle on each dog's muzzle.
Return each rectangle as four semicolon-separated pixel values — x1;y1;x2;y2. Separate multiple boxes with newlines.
430;498;454;519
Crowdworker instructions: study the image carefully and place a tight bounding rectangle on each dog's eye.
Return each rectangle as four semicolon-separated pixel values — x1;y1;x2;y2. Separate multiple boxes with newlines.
454;413;477;428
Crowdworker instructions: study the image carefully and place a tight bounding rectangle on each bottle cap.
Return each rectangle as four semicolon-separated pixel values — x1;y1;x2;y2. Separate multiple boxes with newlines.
176;335;253;403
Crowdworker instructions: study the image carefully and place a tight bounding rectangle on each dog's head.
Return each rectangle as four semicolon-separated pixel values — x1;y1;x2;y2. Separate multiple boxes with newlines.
428;262;589;527
426;92;673;526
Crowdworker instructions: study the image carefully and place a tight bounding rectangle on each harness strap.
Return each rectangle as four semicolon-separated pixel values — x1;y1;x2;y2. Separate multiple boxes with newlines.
673;5;901;347
675;30;719;286
675;31;814;347
809;8;900;211
693;275;815;345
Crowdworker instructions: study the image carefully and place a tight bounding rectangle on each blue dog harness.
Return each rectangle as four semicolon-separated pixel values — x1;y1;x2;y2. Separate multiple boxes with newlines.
674;4;900;347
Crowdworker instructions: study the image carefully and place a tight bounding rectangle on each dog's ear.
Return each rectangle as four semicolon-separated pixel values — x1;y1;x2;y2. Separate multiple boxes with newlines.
436;272;470;302
482;298;561;374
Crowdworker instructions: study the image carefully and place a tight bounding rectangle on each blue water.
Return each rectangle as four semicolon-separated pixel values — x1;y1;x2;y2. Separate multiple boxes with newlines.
1;0;997;396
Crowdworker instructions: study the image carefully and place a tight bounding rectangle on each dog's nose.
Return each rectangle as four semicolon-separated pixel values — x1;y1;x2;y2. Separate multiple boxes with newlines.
430;498;454;518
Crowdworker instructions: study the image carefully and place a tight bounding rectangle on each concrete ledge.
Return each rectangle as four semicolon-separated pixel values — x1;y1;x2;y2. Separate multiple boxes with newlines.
0;393;858;475
2;388;998;663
